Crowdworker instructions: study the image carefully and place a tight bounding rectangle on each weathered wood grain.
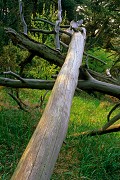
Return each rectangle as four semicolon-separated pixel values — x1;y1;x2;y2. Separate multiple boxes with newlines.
11;31;86;180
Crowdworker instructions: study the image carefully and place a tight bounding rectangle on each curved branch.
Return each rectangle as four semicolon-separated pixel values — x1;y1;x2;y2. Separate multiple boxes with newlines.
1;71;26;82
102;113;120;130
107;103;120;121
78;70;120;99
32;18;55;26
88;69;120;85
29;28;72;37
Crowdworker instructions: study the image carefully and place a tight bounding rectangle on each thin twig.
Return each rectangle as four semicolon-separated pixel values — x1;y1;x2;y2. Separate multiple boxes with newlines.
84;52;106;65
8;92;28;112
29;28;72;37
2;71;26;83
68;124;120;138
39;90;49;108
29;29;55;34
32;18;69;28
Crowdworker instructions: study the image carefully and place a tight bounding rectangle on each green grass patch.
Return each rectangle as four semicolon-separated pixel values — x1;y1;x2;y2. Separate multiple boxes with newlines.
0;89;120;180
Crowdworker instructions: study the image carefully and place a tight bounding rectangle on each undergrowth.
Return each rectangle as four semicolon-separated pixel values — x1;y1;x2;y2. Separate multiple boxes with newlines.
0;88;120;180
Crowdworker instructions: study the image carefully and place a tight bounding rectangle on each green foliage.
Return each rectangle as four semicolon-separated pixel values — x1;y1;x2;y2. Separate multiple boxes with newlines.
0;26;9;53
87;47;115;73
24;56;59;79
26;7;60;79
62;0;76;21
0;43;27;73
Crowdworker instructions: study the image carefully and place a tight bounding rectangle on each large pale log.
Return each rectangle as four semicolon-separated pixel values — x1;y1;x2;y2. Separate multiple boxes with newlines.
11;30;86;180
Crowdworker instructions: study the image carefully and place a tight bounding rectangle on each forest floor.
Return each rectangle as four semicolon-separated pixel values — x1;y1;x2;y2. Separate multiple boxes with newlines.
0;87;120;180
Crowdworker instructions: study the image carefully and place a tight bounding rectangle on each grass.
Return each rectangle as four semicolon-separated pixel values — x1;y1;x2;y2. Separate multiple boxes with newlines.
0;88;120;180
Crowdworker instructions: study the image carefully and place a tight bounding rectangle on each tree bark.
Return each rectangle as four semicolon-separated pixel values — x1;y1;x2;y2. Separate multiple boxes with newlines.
77;70;120;99
5;28;65;67
11;31;86;180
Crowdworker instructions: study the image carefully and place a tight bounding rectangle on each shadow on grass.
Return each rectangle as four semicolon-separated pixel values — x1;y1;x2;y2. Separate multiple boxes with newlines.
0;108;41;180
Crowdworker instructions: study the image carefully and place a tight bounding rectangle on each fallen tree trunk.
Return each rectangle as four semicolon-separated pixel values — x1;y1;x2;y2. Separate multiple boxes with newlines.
0;78;55;89
5;28;65;67
1;70;120;98
11;30;86;180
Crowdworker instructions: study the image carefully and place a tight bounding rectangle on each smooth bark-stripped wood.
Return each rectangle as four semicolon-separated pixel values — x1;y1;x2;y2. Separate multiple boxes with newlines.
55;0;62;50
11;31;86;180
18;0;27;34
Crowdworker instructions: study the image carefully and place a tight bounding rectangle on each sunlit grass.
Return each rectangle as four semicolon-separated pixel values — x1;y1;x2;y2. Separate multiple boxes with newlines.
52;92;120;180
0;89;120;179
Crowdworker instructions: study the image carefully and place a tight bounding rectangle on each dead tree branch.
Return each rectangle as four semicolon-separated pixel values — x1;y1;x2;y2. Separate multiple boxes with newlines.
78;69;120;99
19;52;35;76
0;70;120;99
69;124;120;138
8;92;28;112
39;90;49;109
29;29;55;34
5;28;65;67
29;28;72;37
55;0;62;50
102;113;120;130
18;0;27;34
1;71;26;83
83;52;106;65
87;69;120;85
32;18;69;28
